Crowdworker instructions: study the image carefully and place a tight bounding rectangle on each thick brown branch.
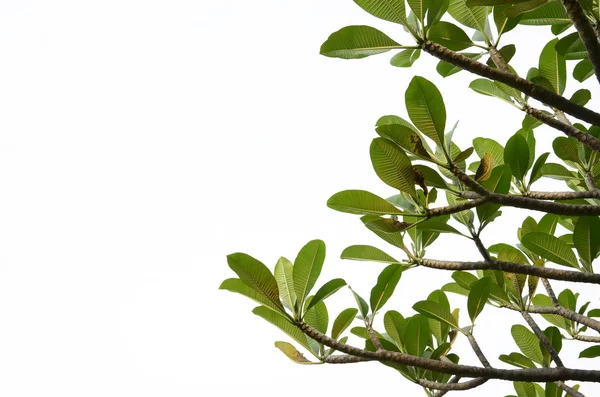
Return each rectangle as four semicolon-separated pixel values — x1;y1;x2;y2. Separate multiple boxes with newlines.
562;0;600;86
433;376;460;397
526;191;600;200
574;334;600;343
427;197;489;217
419;377;488;391
417;257;600;285
489;47;510;73
298;322;600;382
421;41;600;126
522;311;564;367
323;355;374;364
526;107;600;153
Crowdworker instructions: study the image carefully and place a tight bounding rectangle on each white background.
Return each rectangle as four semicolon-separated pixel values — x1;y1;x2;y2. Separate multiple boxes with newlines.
0;0;599;396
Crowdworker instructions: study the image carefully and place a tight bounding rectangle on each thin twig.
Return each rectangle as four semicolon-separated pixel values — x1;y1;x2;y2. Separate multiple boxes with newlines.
574;334;600;343
504;304;600;333
418;377;487;391
556;380;586;397
323;355;374;364
467;332;491;368
541;278;560;306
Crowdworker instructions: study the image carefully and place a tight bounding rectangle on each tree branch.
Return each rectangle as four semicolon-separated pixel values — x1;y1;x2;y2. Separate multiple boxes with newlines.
562;0;600;86
417;257;600;285
421;41;600;126
504;304;600;334
522;311;564;367
426;197;489;218
323;355;374;364
298;322;600;382
525;190;600;200
467;332;491;368
418;377;488;391
574;334;600;343
556;380;586;397
541;278;560;306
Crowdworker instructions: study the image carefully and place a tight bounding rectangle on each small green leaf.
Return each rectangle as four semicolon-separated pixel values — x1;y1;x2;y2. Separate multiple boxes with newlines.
539;38;566;94
332;308;358;340
327;190;405;215
574;217;600;265
227;253;284;313
293;240;326;310
470;78;514;104
413;300;458;329
320;25;403;59
370;138;416;196
570;89;591;107
341;245;400;264
253;306;313;353
370;264;403;313
521;232;579;268
219;278;286;314
274;257;296;313
556;32;586;60
384;310;407;348
350;287;369;319
512;324;544;365
304;296;329;334
467;276;491;323
528;152;550;186
305;278;347;314
274;341;319;365
504;133;530;180
405;76;446;146
390;48;421;67
428;21;473;51
405;314;432;356
579;345;600;358
353;0;407;24
539;163;576;181
574;59;594;82
499;352;536;369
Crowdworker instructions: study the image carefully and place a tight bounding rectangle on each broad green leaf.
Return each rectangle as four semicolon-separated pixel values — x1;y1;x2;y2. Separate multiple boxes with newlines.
517;1;568;24
405;314;432;356
370;138;416;196
427;0;449;26
405;76;446;145
499;352;536;369
413;300;458;328
361;215;407;249
539;38;565;95
442;282;470;297
574;59;594;82
350;287;369;318
570;89;591;107
579;345;600;358
304;296;329;334
327;190;404;215
545;382;562;397
384;310;407;348
414;164;450;189
558;289;576;311
219;278;286;314
504;133;530;179
227;253;284;312
539;163;576;180
521;232;579;268
354;0;407;24
305;278;347;314
332;308;358;340
532;294;568;329
370;264;403;313
470;78;514;104
376;123;433;160
417;218;462;235
516;128;535;171
555;32;586;60
274;341;319;364
473;137;504;166
293;240;326;309
477;164;511;225
529;152;550;186
452;270;479;289
275;257;296;312
390;48;421;67
552;137;581;165
540;326;562;365
493;5;522;34
365;218;413;234
253;306;313;353
448;0;489;32
428;21;473;51
512;324;544;364
407;0;428;21
538;214;558;236
467;276;491;323
574;217;600;265
320;25;403;59
341;245;400;264
514;382;537;397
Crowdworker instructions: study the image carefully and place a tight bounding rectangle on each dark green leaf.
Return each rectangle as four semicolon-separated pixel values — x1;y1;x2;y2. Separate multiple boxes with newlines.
512;324;544;364
293;240;326;309
573;216;600;265
219;278;285;314
390;48;421;67
320;25;403;59
405;76;446;145
521;232;579;268
428;21;474;51
305;278;347;314
332;308;358;339
504;133;530;179
370;264;403;313
370;138;416;196
467;276;491;323
328;190;405;215
341;245;400;264
354;0;408;24
579;345;600;358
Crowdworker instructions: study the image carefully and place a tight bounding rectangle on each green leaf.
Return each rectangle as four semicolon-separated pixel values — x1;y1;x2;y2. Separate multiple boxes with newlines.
574;217;600;265
274;341;319;364
521;232;579;268
370;138;416;196
353;0;407;24
538;38;566;95
417;218;463;235
414;164;450;189
350;287;369;319
466;0;520;5
331;308;358;340
293;240;326;309
499;352;536;369
574;59;594;82
405;314;432;356
448;0;489;32
275;257;297;313
570;89;591;107
552;137;581;165
529;152;550;186
341;245;400;264
486;44;516;68
304;296;329;334
579;345;600;358
413;300;458;329
470;78;514;104
544;382;562;397
407;0;428;21
477;164;511;225
427;0;449;26
473;137;504;166
428;21;473;51
370;264;403;313
376;123;433;160
518;1;569;25
540;326;562;365
516;128;535;171
504;133;530;180
305;279;347;314
512;324;544;364
555;32;586;60
227;253;284;313
327;190;405;215
219;278;286;314
384;310;407;348
361;216;407;249
539;163;576;181
253;306;313;353
493;5;522;34
390;48;421;67
452;270;478;289
437;52;483;77
405;76;446;146
467;276;491;323
531;294;568;330
320;25;403;59
514;382;537;397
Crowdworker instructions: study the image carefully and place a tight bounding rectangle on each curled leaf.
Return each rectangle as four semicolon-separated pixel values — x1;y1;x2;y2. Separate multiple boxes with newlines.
475;152;493;182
